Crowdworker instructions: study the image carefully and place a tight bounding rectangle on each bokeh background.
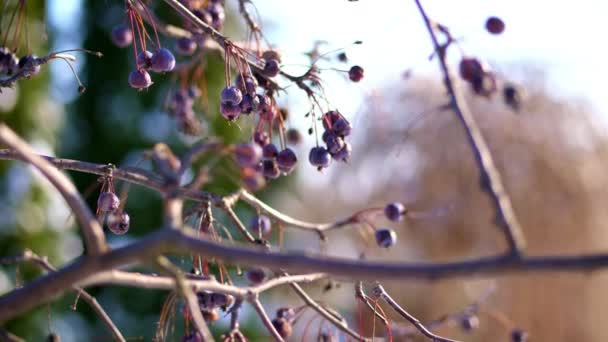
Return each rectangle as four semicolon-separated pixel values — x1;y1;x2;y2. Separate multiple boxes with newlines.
1;0;608;341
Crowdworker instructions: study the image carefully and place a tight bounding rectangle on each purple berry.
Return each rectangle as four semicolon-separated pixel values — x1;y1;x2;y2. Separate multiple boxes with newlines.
460;315;480;332
97;192;120;212
220;86;243;106
207;2;225;29
234;142;262;167
111;24;133;48
175;37;197;56
235;74;258;94
331;142;352;162
262;143;279;159
276;307;296;321
332;117;352;137
240;94;259;114
241;167;266;191
256;94;271;112
262;50;282;63
181;332;203;342
220;102;241;121
286;129;302;145
348;65;364;82
150;48;176;72
245;268;266;285
323;131;345;154
253;131;270;146
18;55;41;77
250;215;271;236
511;329;528;342
0;48;19;75
486;16;505;35
262;59;280;77
128;69;153;89
262;159;281;179
309;147;332;169
375;228;397;248
384;202;406;222
107;210;130;235
276;148;297;173
137;50;153;69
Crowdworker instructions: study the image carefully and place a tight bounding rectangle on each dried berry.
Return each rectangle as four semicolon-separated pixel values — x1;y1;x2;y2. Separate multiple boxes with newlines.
348;65;364;82
485;16;505;34
250;215;272;236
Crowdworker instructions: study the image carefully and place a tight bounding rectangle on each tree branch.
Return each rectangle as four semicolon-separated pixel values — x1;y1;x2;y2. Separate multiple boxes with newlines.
0;125;107;256
412;0;527;255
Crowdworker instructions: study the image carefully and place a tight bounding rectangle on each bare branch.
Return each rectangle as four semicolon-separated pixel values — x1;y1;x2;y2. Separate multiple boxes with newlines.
373;283;459;342
412;0;526;255
249;297;284;342
0;125;106;256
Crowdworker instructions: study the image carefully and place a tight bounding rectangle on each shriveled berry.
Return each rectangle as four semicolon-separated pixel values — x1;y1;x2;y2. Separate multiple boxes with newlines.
459;57;485;82
235;74;258;94
241;167;266;191
253;131;270;146
460;315;479;331
234;142;262;167
202;308;219;322
18;55;41;77
271;318;293;339
220;102;241;121
262;50;282;63
137;50;153;69
277;148;297;172
309;147;332;169
485;16;505;34
323;131;345;154
503;83;524;111
276;307;296;321
384;202;406;222
262;143;279;159
128;69;153;89
262;59;280;77
111;24;133;48
332;117;352;137
332;142;352;162
511;329;528;342
97;192;120;212
286;128;302;145
150;48;176;72
471;72;497;97
348;65;364;82
245;268;266;285
250;215;271;236
240;94;259;114
375;228;397;248
220;86;243;106
175;37;197;56
107;210;130;235
262;159;281;179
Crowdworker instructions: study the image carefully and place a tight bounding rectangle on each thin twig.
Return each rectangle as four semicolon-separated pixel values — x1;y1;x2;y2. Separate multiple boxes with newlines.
373;283;459;342
0;250;124;342
249;297;284;342
412;0;526;255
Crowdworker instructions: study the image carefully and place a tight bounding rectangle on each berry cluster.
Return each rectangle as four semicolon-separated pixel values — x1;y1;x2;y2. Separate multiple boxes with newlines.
96;178;130;235
173;0;226;57
310;110;352;170
128;48;175;89
0;48;40;78
166;87;203;134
